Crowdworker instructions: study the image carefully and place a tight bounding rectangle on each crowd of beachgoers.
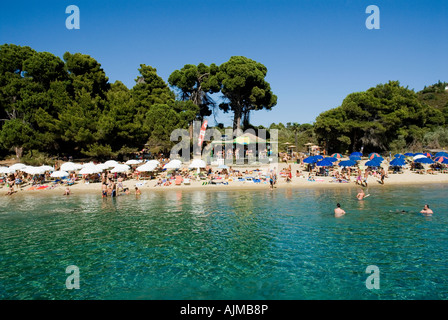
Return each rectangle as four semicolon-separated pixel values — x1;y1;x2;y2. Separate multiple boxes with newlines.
1;152;448;199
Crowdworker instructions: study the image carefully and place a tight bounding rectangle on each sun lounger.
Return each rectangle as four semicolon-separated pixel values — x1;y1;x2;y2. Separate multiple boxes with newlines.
175;176;183;185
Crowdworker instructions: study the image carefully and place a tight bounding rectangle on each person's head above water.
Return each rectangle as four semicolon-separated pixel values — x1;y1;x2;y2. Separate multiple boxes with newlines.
336;203;341;208
424;204;429;209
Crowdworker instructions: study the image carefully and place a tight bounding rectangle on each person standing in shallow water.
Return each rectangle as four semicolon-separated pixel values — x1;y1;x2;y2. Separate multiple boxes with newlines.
420;204;433;216
334;203;346;218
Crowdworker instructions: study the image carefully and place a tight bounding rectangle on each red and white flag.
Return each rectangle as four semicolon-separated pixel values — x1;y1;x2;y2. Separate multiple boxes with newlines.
197;120;208;147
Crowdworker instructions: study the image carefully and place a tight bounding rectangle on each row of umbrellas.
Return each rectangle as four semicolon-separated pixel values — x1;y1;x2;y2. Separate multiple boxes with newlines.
304;151;448;168
1;158;208;178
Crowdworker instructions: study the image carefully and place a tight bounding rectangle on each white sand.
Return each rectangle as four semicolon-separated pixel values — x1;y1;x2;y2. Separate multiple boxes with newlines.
2;162;447;196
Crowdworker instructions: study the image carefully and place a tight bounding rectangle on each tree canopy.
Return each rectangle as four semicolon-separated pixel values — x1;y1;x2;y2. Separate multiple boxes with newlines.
217;56;277;131
314;81;445;154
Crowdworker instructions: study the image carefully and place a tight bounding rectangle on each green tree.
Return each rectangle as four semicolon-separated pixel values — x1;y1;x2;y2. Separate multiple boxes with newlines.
0;119;34;159
314;81;445;154
217;56;277;131
168;63;220;120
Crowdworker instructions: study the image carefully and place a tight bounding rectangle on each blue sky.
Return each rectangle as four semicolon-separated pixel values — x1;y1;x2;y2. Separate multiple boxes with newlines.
1;0;447;127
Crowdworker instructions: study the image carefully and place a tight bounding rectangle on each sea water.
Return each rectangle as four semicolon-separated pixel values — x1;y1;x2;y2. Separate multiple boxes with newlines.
0;184;447;300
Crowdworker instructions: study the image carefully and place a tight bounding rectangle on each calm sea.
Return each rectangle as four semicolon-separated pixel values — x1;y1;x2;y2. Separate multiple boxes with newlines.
1;184;447;300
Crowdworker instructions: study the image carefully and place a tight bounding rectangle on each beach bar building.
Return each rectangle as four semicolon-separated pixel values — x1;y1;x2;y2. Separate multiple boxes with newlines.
210;132;278;165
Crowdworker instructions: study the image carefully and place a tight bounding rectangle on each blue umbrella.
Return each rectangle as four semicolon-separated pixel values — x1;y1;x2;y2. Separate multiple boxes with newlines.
303;156;318;164
443;158;448;165
365;159;382;167
325;157;338;163
351;152;362;157
314;155;324;161
435;152;448;158
394;154;405;158
404;152;414;157
390;158;406;166
414;157;434;164
339;160;356;167
316;159;334;167
349;155;361;161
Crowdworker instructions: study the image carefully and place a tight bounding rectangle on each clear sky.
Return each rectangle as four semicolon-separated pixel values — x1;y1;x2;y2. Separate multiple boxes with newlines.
1;0;447;127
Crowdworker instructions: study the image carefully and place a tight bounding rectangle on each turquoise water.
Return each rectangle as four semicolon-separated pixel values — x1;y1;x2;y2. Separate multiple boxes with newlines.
0;184;447;300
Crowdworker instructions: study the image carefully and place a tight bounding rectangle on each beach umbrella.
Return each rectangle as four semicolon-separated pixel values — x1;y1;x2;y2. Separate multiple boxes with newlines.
413;154;427;160
351;152;362;157
146;160;160;165
125;159;142;165
331;153;343;159
111;164;130;173
104;160;119;168
338;160;356;167
189;159;206;169
443;158;448;165
136;163;157;172
303;156;318;164
394;154;405;158
369;153;381;159
22;166;46;175
349;155;361;161
316;159;334;167
435;152;448;158
39;165;54;172
0;167;12;174
9;163;27;171
404;152;414;157
434;156;448;163
414;157;434;164
365;159;382;167
94;163;108;171
51;170;69;178
163;159;182;169
325;157;338;163
79;167;100;175
390;158;406;166
60;162;79;172
423;152;433;158
314;155;324;161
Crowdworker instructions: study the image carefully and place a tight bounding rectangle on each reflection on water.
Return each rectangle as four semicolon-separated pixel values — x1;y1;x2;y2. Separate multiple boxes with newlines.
0;185;447;299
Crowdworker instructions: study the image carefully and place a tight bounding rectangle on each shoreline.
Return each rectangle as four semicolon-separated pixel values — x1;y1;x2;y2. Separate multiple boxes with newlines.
2;171;448;197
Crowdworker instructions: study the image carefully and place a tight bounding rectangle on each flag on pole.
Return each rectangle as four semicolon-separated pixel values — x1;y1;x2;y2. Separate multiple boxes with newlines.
198;120;208;147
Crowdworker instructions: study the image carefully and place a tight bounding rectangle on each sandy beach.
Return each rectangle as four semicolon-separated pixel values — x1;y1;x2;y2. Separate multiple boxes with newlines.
2;162;448;197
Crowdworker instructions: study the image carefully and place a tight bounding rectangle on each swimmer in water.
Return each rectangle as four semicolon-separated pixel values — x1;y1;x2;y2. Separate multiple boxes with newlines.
356;189;365;200
334;203;346;218
420;204;433;216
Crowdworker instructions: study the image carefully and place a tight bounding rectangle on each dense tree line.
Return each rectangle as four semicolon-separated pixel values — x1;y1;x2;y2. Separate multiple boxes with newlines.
0;44;277;161
1;44;446;162
313;81;446;154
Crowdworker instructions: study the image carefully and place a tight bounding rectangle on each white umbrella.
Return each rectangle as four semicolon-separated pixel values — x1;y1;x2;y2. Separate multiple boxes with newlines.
125;159;142;165
413;155;427;160
39;165;55;172
0;167;13;174
79;167;101;175
95;163;108;171
147;160;160;165
104;160;119;168
9;163;27;170
136;163;157;172
23;166;46;175
163;159;182;169
51;170;69;178
110;164;130;173
189;159;206;169
61;162;78;171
